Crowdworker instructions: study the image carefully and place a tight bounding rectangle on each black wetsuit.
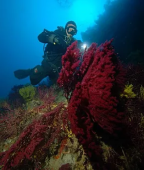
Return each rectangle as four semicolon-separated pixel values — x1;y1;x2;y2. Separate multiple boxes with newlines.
30;26;76;85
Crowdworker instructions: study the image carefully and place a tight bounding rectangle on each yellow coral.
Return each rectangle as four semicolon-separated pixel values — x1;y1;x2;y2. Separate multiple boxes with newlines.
65;126;73;138
121;84;136;98
19;85;36;102
140;85;144;100
101;142;113;162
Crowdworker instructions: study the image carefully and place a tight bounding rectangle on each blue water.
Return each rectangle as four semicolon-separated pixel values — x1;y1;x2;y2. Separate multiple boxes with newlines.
0;0;110;98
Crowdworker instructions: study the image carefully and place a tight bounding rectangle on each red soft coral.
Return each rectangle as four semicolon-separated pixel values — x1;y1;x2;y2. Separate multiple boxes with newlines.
79;41;125;134
57;41;81;99
0;103;66;170
58;40;125;169
58;40;125;135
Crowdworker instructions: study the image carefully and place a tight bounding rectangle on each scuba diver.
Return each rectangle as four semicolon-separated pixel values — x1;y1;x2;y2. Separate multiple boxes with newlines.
14;21;82;85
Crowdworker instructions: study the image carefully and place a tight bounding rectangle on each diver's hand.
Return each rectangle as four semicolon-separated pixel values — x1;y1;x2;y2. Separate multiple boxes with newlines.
54;36;67;49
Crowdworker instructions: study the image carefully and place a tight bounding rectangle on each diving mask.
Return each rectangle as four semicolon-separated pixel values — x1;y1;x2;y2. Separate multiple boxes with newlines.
66;25;77;36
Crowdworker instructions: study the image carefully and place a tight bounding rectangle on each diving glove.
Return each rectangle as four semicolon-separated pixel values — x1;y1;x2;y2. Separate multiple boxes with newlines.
53;36;67;50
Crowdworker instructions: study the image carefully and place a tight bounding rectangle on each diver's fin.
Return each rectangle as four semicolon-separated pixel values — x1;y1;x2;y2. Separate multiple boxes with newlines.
14;69;31;79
